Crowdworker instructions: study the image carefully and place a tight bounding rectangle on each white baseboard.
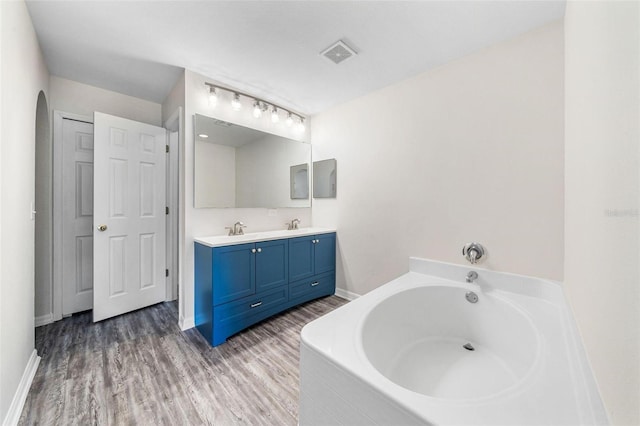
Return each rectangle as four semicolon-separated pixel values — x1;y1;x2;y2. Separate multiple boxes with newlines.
2;349;40;426
335;287;360;301
34;313;53;327
179;315;195;331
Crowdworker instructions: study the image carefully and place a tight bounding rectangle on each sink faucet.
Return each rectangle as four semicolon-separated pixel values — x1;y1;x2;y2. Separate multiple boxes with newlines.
287;218;301;230
226;221;246;236
466;271;478;283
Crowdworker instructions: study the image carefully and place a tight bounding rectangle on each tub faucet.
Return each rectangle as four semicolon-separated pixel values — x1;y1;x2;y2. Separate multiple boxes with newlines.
466;271;478;283
462;242;486;264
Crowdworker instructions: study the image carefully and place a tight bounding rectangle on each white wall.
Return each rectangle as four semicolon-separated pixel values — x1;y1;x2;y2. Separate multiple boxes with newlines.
311;21;564;296
179;69;311;328
236;134;310;208
195;142;236;207
0;0;50;423
49;76;162;126
564;2;640;424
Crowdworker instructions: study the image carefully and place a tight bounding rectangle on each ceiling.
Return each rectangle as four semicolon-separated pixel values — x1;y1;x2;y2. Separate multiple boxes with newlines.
25;1;565;115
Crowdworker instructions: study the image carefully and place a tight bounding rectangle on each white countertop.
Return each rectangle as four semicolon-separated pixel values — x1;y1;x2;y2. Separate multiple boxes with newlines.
194;227;336;248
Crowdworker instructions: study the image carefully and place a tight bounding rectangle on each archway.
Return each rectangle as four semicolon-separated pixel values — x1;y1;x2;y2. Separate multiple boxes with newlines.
34;91;52;325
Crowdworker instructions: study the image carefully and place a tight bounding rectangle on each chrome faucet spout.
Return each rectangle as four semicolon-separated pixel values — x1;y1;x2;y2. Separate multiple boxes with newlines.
226;221;247;236
287;218;301;230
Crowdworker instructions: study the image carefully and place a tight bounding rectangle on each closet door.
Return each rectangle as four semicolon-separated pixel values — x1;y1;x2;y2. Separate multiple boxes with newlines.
61;117;95;315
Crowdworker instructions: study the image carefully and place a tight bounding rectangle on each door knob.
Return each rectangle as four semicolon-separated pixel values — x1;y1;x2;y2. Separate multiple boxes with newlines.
97;224;107;232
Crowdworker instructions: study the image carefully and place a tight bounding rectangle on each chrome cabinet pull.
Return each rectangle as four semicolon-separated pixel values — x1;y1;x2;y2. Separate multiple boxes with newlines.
257;248;262;253
250;301;262;308
251;248;256;253
311;281;319;287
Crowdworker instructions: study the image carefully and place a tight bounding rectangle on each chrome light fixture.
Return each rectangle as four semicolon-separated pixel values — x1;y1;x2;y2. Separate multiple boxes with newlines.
231;93;242;111
208;86;217;107
253;100;262;118
204;82;305;132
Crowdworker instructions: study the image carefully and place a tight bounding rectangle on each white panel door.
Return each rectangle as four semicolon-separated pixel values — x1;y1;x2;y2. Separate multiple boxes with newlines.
93;112;167;322
62;118;95;315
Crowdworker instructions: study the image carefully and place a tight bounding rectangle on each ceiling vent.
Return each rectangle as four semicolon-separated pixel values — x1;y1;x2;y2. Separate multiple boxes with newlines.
321;40;357;65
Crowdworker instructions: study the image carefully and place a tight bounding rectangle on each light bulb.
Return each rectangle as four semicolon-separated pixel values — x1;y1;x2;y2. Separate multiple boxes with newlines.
285;112;293;127
271;106;279;123
297;118;306;133
208;87;217;107
231;93;242;111
253;100;262;118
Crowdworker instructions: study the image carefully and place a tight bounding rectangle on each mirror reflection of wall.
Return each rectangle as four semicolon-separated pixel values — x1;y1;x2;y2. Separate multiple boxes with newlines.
313;159;337;198
194;114;311;208
290;164;309;199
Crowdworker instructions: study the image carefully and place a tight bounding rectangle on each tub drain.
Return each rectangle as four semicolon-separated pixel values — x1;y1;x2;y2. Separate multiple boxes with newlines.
463;343;475;351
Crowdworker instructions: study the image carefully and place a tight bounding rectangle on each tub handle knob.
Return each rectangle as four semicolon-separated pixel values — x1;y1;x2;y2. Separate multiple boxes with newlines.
462;243;486;264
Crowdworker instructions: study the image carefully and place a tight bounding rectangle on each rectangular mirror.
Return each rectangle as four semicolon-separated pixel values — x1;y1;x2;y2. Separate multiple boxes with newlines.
194;114;311;208
313;158;337;198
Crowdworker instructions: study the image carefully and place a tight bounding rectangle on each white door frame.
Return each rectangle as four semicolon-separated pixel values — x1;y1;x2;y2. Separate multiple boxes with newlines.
163;107;181;303
52;110;93;321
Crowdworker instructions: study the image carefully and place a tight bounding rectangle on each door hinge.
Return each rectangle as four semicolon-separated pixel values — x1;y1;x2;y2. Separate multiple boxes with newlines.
166;145;169;153
165;269;169;277
166;206;169;215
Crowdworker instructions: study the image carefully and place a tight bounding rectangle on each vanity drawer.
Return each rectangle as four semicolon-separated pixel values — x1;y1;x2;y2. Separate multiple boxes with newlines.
213;285;289;343
289;272;335;306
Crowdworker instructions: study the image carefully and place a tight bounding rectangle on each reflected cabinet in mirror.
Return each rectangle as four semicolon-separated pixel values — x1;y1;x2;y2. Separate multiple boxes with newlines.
313;159;337;198
194;114;311;208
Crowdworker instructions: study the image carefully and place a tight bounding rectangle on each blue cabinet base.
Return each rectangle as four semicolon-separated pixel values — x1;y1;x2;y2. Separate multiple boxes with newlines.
195;233;336;347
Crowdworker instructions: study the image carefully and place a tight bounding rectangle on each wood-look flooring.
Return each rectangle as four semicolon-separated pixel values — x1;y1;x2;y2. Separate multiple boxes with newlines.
19;296;348;425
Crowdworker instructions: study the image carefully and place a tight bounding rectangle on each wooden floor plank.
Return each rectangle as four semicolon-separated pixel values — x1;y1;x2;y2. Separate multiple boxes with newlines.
19;296;347;425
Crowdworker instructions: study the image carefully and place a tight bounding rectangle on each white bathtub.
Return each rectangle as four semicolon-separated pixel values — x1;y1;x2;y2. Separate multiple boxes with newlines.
299;258;608;425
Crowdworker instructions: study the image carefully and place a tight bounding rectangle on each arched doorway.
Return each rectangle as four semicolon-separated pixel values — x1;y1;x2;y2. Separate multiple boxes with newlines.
34;91;52;325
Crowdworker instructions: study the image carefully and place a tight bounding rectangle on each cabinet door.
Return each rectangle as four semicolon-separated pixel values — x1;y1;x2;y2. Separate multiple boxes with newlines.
314;233;336;275
255;239;288;292
289;236;315;282
212;243;255;305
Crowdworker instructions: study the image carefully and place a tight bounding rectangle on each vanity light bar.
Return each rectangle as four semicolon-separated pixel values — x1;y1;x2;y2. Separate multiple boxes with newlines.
204;82;306;131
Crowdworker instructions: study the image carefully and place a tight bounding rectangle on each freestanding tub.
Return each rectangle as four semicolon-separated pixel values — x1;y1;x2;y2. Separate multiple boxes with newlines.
299;258;608;425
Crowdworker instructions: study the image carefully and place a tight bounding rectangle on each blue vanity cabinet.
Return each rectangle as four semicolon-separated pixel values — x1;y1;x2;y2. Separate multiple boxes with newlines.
195;231;335;347
195;238;288;346
289;233;336;281
212;243;256;306
314;233;337;275
288;233;336;307
255;239;289;292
